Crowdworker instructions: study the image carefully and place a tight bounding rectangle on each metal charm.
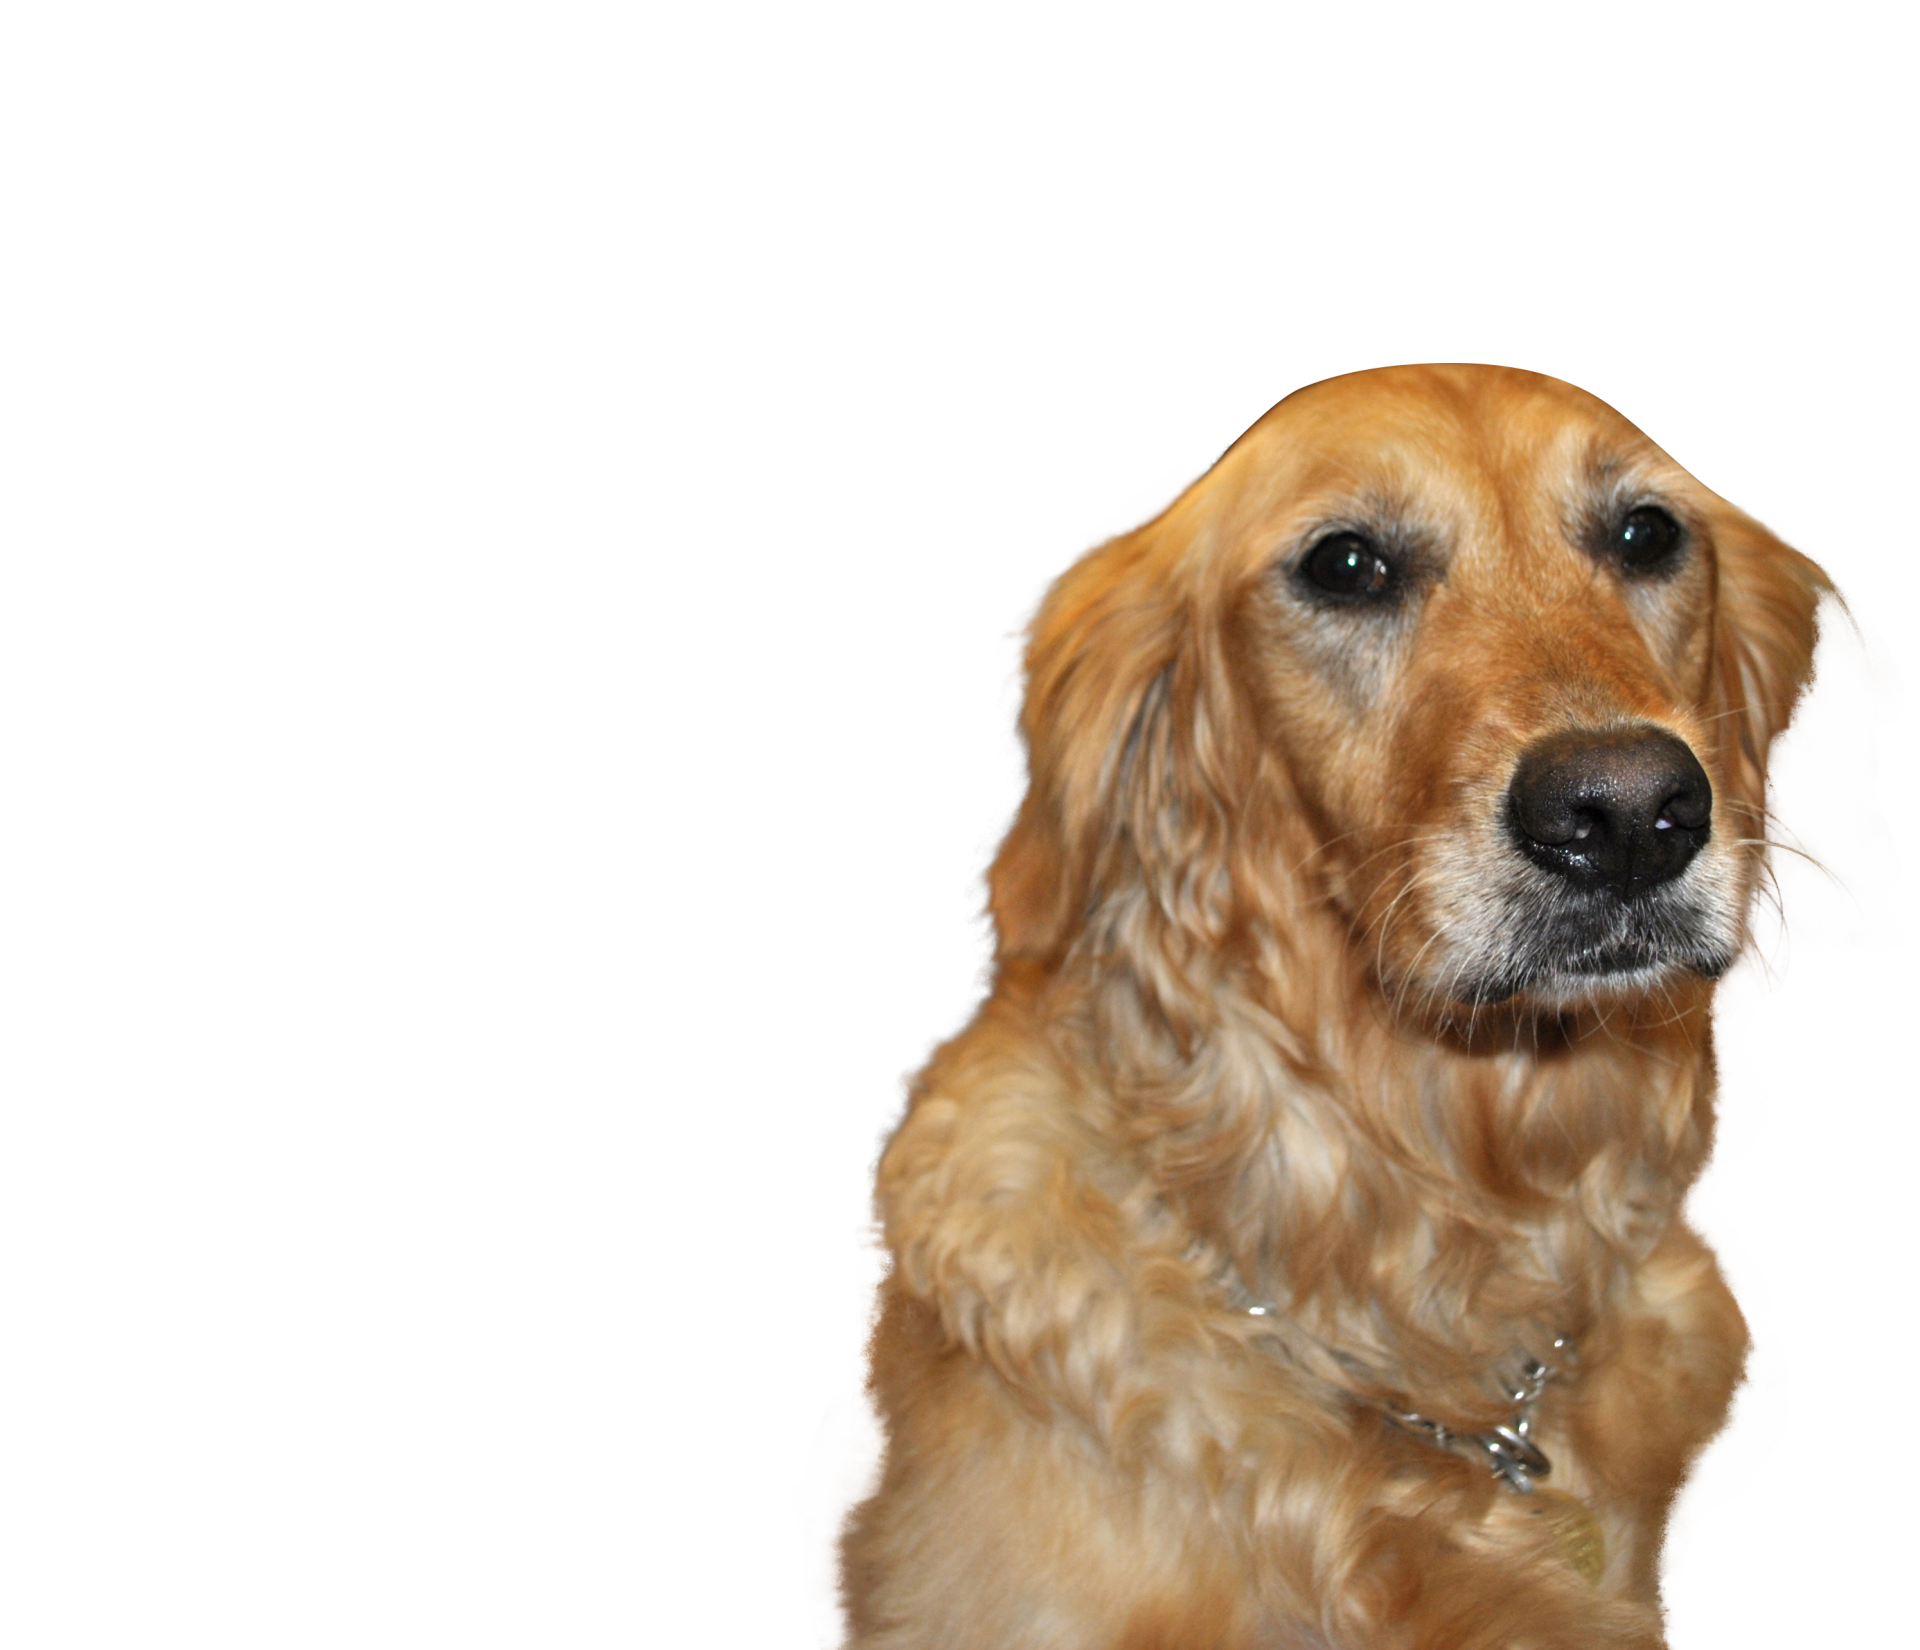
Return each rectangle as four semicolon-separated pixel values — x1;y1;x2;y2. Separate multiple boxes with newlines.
1378;1337;1570;1495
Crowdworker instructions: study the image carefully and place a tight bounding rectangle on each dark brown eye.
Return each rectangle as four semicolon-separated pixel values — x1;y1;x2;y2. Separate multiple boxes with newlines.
1614;506;1684;573
1300;532;1396;601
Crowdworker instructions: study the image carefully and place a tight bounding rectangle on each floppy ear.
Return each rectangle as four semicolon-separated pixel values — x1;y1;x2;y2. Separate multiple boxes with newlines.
987;518;1248;968
1707;507;1832;820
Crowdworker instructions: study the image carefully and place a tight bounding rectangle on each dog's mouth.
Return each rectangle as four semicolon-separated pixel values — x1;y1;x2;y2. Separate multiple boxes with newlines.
1442;890;1738;1008
1381;826;1744;1014
1561;939;1729;980
1464;955;1729;1010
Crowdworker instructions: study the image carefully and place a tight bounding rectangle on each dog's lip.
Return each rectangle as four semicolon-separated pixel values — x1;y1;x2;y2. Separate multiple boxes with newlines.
1549;932;1735;983
1522;946;1710;990
1441;958;1663;1008
1559;943;1663;977
1445;942;1732;1009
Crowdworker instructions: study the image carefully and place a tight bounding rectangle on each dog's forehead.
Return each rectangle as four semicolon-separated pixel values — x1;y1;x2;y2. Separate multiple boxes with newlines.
1216;364;1682;525
1240;366;1651;494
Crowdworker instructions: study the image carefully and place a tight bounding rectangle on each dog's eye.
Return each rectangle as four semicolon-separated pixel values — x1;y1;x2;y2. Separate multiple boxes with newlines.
1613;507;1684;574
1300;532;1397;601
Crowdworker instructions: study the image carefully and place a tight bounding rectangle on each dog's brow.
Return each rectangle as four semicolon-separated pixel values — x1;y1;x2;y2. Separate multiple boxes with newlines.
1294;488;1446;553
1564;456;1693;551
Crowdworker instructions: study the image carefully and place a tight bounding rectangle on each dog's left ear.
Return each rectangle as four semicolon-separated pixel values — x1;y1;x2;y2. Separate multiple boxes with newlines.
1707;507;1832;815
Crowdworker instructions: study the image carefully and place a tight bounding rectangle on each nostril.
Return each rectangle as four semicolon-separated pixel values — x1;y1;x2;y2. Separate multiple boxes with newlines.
1657;788;1712;832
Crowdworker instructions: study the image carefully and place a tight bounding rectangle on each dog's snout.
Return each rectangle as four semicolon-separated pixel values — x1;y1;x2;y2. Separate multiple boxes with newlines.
1508;727;1712;901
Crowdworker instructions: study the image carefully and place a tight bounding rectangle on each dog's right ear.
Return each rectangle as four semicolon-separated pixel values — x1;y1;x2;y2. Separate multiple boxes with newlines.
988;512;1245;967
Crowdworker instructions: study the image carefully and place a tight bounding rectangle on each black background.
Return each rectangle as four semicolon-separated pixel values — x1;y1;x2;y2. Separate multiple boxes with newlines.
752;332;1904;1636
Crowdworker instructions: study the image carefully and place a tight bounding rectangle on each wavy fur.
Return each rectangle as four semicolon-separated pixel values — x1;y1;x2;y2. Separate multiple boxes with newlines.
844;366;1828;1649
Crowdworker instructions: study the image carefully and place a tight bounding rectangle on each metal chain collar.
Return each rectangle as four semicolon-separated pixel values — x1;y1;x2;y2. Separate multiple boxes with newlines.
1205;1244;1566;1505
1381;1335;1570;1494
1241;1299;1570;1495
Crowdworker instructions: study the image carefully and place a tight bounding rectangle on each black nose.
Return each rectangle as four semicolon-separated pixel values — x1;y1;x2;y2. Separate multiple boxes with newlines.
1508;727;1712;901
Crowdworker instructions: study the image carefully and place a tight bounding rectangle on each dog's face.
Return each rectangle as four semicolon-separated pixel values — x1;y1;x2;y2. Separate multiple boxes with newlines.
993;366;1828;1019
1232;369;1777;1009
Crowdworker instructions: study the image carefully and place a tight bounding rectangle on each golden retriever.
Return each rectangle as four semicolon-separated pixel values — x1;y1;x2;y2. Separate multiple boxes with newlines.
842;365;1828;1648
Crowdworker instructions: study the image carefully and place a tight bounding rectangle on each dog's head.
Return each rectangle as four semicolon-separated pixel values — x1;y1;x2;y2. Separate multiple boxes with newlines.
991;366;1830;1019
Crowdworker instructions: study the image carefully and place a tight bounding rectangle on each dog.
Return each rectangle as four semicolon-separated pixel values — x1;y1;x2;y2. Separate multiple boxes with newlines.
842;365;1828;1648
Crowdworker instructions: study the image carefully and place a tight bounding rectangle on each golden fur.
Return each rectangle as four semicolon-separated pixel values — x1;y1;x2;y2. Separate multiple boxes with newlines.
842;366;1828;1648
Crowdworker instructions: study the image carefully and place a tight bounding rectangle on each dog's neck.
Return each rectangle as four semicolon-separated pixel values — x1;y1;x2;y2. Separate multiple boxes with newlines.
1061;929;1716;1427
